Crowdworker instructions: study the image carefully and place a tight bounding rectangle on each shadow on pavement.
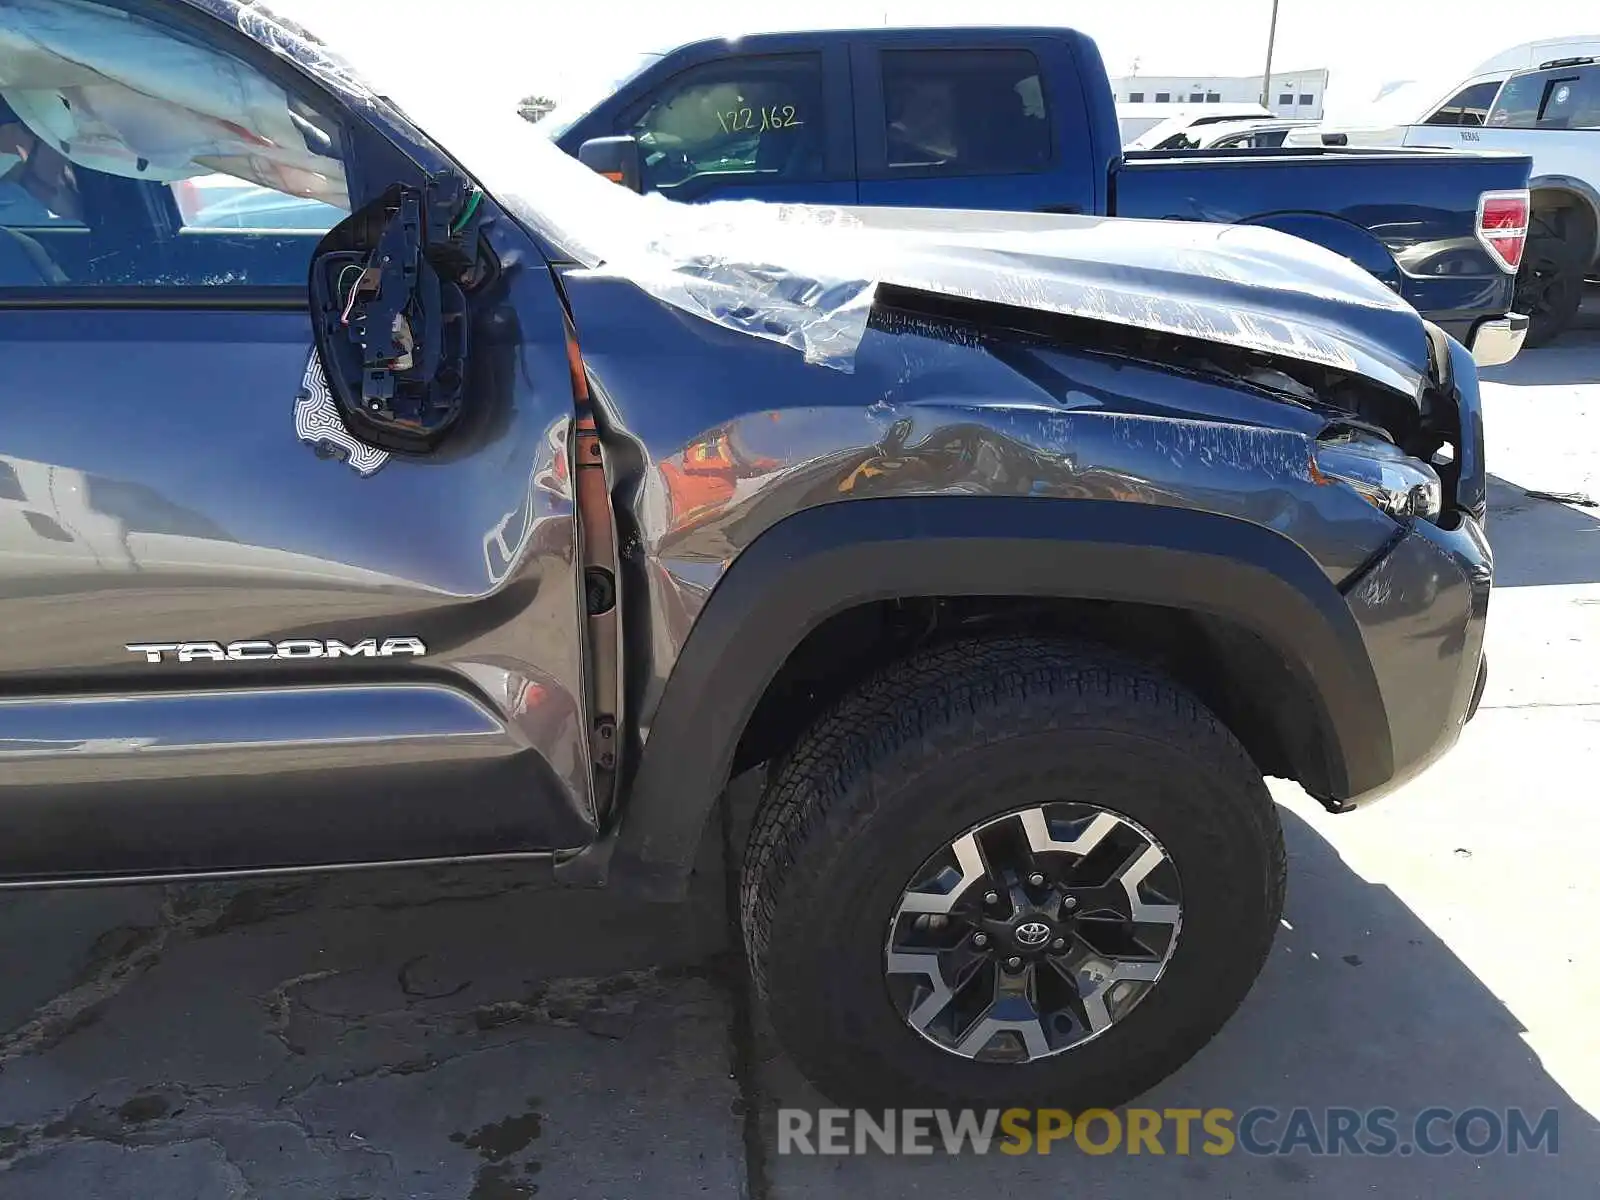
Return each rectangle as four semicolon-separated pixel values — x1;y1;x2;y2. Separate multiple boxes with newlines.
0;837;741;1200
1485;473;1600;588
752;805;1599;1198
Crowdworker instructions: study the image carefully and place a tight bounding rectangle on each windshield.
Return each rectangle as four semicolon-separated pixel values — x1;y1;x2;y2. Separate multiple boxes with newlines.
533;51;665;140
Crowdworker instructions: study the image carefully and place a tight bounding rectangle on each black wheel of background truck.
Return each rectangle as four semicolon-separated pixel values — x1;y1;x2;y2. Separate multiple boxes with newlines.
740;636;1286;1110
1515;223;1587;348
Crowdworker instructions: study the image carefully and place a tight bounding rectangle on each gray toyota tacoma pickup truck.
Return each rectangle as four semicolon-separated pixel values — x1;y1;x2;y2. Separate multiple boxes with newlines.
0;0;1490;1110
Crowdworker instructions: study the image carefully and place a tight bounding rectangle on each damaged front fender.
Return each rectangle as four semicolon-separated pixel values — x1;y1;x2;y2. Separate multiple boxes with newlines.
560;270;1412;738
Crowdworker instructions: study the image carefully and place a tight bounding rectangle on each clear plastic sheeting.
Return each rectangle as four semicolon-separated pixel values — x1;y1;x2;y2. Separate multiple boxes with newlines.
637;199;1427;385
0;0;347;207
226;1;377;107
563;196;881;370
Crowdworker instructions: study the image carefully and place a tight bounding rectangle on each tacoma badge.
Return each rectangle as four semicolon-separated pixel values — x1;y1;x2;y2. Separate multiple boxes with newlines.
125;638;427;663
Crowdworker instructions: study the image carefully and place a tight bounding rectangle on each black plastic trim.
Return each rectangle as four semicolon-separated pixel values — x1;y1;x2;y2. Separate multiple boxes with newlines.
609;496;1392;894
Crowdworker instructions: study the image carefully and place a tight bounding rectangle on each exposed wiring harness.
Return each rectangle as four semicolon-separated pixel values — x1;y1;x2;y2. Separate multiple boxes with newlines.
333;184;480;332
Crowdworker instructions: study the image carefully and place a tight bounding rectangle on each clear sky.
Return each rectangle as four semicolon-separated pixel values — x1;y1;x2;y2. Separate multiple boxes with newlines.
267;0;1593;117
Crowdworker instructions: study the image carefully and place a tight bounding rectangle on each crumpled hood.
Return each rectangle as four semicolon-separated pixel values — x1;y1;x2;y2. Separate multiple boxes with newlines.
797;206;1432;396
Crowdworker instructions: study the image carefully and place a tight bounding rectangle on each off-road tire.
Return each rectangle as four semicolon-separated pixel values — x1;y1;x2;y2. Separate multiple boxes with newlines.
740;636;1286;1110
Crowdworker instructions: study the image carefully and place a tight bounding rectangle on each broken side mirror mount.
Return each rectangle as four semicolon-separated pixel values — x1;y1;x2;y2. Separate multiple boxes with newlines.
577;135;643;192
309;173;486;454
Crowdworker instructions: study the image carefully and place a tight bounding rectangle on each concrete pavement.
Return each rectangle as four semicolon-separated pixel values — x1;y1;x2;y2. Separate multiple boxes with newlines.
1;296;1596;1198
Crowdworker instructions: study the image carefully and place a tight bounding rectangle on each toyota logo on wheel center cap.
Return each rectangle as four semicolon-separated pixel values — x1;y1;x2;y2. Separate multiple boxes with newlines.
1014;921;1052;947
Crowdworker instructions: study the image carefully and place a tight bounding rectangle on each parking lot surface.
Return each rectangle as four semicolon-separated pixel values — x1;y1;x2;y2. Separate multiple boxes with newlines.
2;295;1597;1199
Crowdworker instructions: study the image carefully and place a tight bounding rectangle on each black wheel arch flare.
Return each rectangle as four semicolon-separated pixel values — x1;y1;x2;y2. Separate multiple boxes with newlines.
586;496;1393;898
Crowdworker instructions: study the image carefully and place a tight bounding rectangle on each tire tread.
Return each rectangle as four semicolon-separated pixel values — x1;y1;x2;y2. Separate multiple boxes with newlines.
739;636;1286;1107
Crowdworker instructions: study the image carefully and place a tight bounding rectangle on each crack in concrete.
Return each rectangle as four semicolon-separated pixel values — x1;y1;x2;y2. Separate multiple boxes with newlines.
397;955;472;1001
0;878;368;1068
262;969;345;1056
0;889;233;1066
0;866;738;1194
249;961;724;1121
466;964;710;1040
0;871;546;1068
0;1086;401;1194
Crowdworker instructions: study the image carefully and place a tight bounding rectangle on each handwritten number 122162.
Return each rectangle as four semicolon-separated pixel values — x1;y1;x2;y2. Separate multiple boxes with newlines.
716;105;802;133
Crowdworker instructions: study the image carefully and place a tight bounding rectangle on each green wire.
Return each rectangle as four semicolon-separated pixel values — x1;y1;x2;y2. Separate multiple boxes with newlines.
450;189;483;235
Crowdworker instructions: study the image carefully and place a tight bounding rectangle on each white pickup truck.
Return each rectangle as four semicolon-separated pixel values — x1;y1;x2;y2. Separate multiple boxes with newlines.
1295;52;1599;345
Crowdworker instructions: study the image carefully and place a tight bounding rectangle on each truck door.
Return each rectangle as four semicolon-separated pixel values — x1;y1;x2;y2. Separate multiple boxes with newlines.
850;34;1097;216
601;43;856;205
0;0;595;884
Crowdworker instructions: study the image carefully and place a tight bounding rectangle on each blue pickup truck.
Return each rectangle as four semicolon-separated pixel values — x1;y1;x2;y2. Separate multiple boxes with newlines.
546;26;1535;364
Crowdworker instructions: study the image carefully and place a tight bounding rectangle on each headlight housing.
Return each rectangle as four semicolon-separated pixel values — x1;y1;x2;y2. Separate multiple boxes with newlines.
1313;431;1442;522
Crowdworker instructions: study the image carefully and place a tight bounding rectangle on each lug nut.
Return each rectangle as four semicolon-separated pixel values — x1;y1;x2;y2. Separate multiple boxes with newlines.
1028;872;1045;887
1005;956;1022;970
1051;937;1066;951
972;932;989;947
1063;897;1078;911
984;891;1000;905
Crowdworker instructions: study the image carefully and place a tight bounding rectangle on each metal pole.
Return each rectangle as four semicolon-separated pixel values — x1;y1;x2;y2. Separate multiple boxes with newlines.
1259;0;1281;109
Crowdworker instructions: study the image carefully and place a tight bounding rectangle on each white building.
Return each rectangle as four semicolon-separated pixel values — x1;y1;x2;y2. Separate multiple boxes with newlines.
1110;69;1330;119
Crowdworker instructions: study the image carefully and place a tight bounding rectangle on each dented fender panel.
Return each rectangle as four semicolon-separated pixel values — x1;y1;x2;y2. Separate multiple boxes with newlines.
561;271;1407;746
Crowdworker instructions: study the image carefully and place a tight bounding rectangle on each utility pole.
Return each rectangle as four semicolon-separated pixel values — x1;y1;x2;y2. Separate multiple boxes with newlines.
1259;0;1281;109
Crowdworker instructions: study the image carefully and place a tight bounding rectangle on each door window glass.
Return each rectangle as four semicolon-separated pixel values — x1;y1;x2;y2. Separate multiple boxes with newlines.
880;49;1051;175
172;174;348;231
625;54;825;192
1424;81;1501;127
0;0;349;287
1489;65;1600;129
